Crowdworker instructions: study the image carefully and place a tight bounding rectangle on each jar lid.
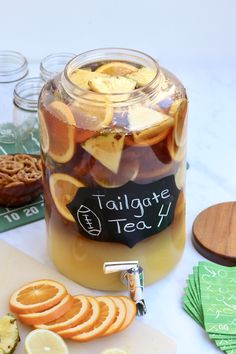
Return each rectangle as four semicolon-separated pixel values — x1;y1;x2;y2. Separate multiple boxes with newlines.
192;202;236;266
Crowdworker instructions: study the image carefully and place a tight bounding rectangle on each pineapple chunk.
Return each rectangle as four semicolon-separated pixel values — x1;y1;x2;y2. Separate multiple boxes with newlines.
89;76;136;94
69;69;108;90
0;314;20;354
82;134;125;173
127;67;156;87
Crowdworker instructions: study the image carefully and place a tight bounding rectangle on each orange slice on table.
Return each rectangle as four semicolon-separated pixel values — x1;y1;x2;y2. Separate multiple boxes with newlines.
96;62;138;76
49;173;85;222
71;296;116;342
103;296;126;336
19;294;73;326
118;296;136;332
47;101;76;163
9;279;68;315
38;110;50;153
58;296;100;339
35;295;90;332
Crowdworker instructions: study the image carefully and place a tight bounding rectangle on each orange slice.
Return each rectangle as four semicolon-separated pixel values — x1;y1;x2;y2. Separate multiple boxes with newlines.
47;101;75;163
9;279;68;315
169;98;187;147
49;173;85;222
125;128;170;147
103;297;126;336
71;296;116;342
58;296;100;339
118;296;136;332
35;295;90;332
96;62;137;76
19;294;73;325
69;69;108;90
90;151;139;188
38;110;49;153
73;93;113;130
127;67;156;87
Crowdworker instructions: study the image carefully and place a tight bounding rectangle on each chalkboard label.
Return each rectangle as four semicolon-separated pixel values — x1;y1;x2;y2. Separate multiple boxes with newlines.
67;175;180;248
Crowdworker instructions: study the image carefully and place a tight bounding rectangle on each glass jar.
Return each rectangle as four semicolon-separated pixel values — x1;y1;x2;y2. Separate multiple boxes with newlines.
13;77;44;155
39;48;188;291
0;51;28;154
40;53;75;82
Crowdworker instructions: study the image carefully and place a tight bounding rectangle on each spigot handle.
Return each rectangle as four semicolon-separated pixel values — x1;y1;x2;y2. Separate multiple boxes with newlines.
103;261;139;274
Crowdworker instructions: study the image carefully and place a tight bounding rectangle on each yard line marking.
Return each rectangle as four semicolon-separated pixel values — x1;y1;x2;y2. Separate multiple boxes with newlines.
0;146;8;154
0;199;44;217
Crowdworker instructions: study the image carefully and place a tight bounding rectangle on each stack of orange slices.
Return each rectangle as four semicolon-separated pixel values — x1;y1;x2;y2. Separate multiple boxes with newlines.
9;279;136;342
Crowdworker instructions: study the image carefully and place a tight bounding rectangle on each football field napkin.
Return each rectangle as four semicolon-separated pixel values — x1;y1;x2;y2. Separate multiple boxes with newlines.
183;261;236;354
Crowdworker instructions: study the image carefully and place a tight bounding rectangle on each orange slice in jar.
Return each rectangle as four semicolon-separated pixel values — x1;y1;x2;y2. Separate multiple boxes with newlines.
38;109;50;153
96;62;138;76
58;296;100;339
128;106;174;143
71;296;116;342
103;297;126;336
19;294;73;326
90;150;139;188
175;161;186;190
72;93;113;131
49;173;85;222
35;295;90;332
47;101;76;163
9;279;68;314
167;129;186;162
125;128;170;147
118;296;136;332
169;98;188;147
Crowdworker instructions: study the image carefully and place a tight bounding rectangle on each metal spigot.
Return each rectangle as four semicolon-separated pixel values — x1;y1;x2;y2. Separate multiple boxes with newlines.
103;261;147;316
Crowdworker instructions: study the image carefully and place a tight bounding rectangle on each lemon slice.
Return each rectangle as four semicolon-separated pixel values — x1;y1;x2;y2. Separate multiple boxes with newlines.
49;173;85;222
24;329;69;354
38;110;49;153
82;134;125;173
101;349;129;354
96;61;138;76
70;69;108;90
127;67;156;87
89;76;136;94
47;101;75;163
128;106;174;142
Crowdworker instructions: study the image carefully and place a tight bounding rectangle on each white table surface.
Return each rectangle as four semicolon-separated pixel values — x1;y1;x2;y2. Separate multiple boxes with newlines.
1;62;235;354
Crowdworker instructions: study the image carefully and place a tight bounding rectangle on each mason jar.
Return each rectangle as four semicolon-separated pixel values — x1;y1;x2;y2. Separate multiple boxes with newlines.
40;52;75;82
39;48;188;290
0;51;28;154
13;77;44;155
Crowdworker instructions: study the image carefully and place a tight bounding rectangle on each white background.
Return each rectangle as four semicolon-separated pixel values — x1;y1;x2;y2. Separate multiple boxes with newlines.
1;1;236;353
0;0;235;67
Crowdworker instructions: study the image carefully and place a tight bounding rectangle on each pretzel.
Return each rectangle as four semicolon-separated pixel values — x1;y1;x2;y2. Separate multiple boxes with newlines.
17;169;42;183
0;160;24;175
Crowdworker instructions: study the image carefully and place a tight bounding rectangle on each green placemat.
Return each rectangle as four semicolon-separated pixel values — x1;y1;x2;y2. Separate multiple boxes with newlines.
183;262;236;353
0;123;45;233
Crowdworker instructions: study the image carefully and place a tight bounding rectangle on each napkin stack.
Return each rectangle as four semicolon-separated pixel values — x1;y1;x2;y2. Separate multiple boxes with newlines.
183;261;236;354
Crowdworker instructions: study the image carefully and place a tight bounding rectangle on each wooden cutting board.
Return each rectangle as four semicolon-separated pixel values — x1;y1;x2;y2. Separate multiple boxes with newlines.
0;240;176;354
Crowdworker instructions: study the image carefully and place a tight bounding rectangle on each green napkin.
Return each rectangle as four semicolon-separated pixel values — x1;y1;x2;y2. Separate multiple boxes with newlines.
183;262;236;353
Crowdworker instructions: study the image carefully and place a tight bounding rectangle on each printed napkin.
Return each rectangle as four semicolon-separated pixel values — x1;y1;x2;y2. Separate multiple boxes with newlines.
183;261;236;354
